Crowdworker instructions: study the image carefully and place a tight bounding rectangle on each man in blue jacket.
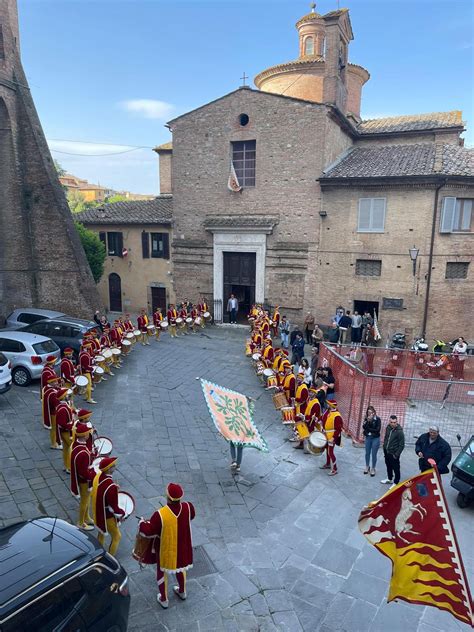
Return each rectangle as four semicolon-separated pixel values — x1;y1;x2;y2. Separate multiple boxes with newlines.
415;425;452;473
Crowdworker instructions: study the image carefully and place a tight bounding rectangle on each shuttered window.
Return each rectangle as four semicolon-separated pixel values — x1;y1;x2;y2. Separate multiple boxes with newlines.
355;259;382;276
445;262;469;279
232;140;256;187
151;233;170;259
142;231;150;258
106;232;123;257
357;198;386;232
99;232;106;249
440;197;473;233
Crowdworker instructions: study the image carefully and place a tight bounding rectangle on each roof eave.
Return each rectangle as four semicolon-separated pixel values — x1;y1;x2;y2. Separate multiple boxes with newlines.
318;174;474;187
358;125;465;139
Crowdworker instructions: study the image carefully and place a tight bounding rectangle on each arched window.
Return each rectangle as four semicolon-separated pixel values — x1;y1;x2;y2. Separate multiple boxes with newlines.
304;37;314;56
108;273;122;312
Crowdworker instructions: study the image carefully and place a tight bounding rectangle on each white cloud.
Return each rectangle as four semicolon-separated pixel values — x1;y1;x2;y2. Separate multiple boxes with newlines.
120;99;175;120
47;139;134;155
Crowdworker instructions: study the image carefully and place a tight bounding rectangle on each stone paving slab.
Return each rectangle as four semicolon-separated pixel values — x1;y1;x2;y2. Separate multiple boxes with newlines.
0;326;473;631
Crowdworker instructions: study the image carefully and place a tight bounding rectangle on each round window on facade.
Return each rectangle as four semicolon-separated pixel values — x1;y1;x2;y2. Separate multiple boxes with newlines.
239;113;249;127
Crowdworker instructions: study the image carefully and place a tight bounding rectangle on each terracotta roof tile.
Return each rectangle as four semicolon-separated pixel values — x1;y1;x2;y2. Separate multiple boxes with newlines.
76;196;173;225
358;111;463;135
322;143;474;179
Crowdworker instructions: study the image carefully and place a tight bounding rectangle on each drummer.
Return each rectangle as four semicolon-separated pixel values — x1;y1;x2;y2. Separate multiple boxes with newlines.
282;362;296;403
42;375;61;448
41;355;58;396
320;400;343;476
123;314;135;333
92;456;125;555
138;483;196;609
153;307;163;341
60;348;76;388
79;342;97;404
190;304;199;334
137;308;150;346
271;306;280;338
56;390;75;471
70;422;95;530
167;304;178;339
178;303;189;335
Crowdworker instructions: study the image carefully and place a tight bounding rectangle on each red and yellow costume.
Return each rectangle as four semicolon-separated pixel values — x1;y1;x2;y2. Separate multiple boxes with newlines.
262;342;274;367
42;379;61;448
271;307;280;338
320;405;343;475
41;356;57;394
294;382;309;418
79;344;95;404
56;394;75;470
70;422;94;529
282;370;296;403
60;348;76;387
139;483;195;608
167;306;178;339
137;310;149;345
92;456;124;555
153;309;163;340
123;315;134;332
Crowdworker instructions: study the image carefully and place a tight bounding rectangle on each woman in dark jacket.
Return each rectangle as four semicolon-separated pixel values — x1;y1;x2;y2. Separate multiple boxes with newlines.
362;406;381;476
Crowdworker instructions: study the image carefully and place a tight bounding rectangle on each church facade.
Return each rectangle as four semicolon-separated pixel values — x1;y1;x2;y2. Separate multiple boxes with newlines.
157;5;473;340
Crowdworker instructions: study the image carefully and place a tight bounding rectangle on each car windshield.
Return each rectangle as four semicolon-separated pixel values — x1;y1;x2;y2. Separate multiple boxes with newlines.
0;352;7;366
32;340;59;355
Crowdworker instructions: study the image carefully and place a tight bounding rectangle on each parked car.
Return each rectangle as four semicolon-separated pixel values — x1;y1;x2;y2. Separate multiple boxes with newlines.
0;352;12;394
4;308;65;330
18;317;97;358
0;517;130;632
0;332;60;386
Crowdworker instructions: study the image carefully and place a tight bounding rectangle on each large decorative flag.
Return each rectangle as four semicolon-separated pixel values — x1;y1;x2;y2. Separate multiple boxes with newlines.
358;468;473;627
227;162;242;192
201;379;268;451
373;309;382;341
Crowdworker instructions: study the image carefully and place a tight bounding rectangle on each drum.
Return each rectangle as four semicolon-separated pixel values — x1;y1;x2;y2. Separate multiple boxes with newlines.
92;366;104;384
203;311;211;321
147;324;155;336
252;353;261;362
245;342;252;357
273;391;288;410
176;317;183;325
185;317;192;324
122;339;132;354
295;421;310;440
92;456;103;470
161;321;169;330
118;491;135;519
265;374;279;390
75;375;89;395
263;368;275;388
307;431;327;456
93;436;113;456
281;406;296;424
133;532;150;563
103;348;113;364
126;332;135;342
195;317;202;326
133;329;141;339
95;354;105;369
112;348;121;357
256;361;265;376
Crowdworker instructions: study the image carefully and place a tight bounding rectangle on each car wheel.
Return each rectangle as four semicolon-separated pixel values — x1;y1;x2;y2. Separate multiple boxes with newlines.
12;366;31;387
456;493;469;509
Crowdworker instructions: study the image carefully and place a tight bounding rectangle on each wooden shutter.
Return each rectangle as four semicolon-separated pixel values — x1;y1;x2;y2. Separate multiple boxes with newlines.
99;232;106;247
142;231;150;258
162;233;170;259
440;197;456;233
117;232;124;257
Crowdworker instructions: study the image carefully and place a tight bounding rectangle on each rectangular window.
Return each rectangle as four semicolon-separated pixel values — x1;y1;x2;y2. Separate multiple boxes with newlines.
151;233;170;259
142;231;150;258
357;198;386;233
355;259;382;276
99;231;106;248
440;197;473;233
106;231;123;256
445;262;469;279
232;140;256;187
0;26;4;60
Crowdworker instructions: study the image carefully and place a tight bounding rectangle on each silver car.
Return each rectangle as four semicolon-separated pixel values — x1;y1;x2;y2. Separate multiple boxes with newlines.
4;308;65;330
0;332;61;386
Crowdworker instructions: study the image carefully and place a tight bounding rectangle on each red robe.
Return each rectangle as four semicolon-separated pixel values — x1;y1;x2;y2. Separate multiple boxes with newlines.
56;401;74;433
167;309;177;325
179;308;187;320
283;373;296;402
304;398;321;433
93;472;125;534
79;350;93;375
100;332;111;348
137;315;148;333
70;442;93;498
61;357;76;384
109;327;122;345
153;312;163;327
41;365;57;391
321;410;343;445
139;501;195;572
123;320;134;332
42;385;57;430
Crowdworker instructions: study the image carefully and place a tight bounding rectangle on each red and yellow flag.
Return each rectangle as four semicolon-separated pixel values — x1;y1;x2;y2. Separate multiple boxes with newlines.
358;468;473;627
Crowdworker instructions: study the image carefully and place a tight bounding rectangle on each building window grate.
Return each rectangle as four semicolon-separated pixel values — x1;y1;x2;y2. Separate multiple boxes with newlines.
355;259;382;276
445;262;469;279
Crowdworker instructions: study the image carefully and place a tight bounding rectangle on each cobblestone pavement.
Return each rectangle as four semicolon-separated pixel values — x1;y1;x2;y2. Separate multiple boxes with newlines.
0;326;473;632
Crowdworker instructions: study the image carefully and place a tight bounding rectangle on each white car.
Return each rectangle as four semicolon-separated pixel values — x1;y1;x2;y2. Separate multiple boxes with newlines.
4;308;65;330
0;332;61;386
0;352;12;394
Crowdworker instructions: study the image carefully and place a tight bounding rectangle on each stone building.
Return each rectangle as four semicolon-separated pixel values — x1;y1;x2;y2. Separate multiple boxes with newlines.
0;0;100;323
77;197;174;314
155;4;473;340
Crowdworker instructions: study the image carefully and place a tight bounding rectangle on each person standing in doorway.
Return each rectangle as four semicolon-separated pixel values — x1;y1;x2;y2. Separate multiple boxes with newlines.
351;311;362;344
362;406;381;476
381;415;405;489
338;311;352;344
304;312;315;345
227;294;239;324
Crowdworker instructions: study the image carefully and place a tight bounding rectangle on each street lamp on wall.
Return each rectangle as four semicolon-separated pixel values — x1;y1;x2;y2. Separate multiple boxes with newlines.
409;246;419;277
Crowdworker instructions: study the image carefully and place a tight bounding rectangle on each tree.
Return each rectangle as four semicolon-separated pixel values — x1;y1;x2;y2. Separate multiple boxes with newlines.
75;222;106;283
105;194;127;204
68;189;87;213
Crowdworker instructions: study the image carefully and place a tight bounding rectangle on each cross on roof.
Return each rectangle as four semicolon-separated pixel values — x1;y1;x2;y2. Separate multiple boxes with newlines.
240;72;248;87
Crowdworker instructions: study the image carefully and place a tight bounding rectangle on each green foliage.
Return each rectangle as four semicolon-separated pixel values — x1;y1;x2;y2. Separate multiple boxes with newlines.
68;190;100;213
75;222;106;283
105;194;127;204
54;160;66;177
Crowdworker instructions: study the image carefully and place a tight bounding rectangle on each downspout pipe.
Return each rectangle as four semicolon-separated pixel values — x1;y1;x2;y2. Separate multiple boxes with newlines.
421;178;447;338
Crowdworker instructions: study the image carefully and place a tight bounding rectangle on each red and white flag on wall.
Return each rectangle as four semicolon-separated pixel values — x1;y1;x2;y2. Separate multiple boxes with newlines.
227;162;242;192
373;310;382;341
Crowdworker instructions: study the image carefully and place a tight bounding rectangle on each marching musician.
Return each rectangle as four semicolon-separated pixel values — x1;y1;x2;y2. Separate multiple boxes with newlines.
92;456;125;555
99;327;115;376
79;342;96;404
262;339;274;367
179;303;189;335
70;422;95;530
167;304;178;339
282;362;296;403
294;388;322;450
138;483;196;609
153;307;163;341
190;304;199;333
271;306;280;338
319;400;343;476
41;355;58;398
123;314;134;333
56;390;75;472
137;308;150;345
42;375;61;449
61;347;76;388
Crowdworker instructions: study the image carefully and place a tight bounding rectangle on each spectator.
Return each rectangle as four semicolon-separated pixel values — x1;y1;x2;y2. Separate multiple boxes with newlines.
300;358;312;386
415;425;452;474
94;311;110;332
304;312;315;345
279;316;290;349
322;366;336;399
310;347;319;380
351;311;362;344
452;337;468;379
328;322;339;345
291;333;305;365
290;326;303;347
381;415;405;488
333;307;344;325
362;406;381;476
338;310;352;344
311;324;324;352
361;311;373;343
227;294;239;324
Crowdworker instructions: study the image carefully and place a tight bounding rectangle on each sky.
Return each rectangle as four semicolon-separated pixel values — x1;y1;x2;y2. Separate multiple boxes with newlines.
18;0;474;195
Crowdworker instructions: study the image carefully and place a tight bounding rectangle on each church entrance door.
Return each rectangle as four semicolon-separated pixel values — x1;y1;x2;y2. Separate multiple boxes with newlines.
223;252;256;322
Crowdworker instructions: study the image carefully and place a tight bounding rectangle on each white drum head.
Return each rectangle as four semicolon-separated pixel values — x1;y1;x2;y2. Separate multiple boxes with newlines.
176;318;183;324
185;318;192;323
252;353;261;361
93;366;104;375
122;339;131;347
102;349;113;359
204;312;210;318
263;369;274;377
309;431;327;449
112;348;121;356
94;436;113;455
126;332;134;339
161;322;169;329
95;355;104;363
147;325;155;330
118;491;135;519
133;330;141;337
75;375;88;387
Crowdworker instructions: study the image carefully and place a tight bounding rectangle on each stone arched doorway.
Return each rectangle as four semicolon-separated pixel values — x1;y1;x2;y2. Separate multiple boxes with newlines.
108;273;122;312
